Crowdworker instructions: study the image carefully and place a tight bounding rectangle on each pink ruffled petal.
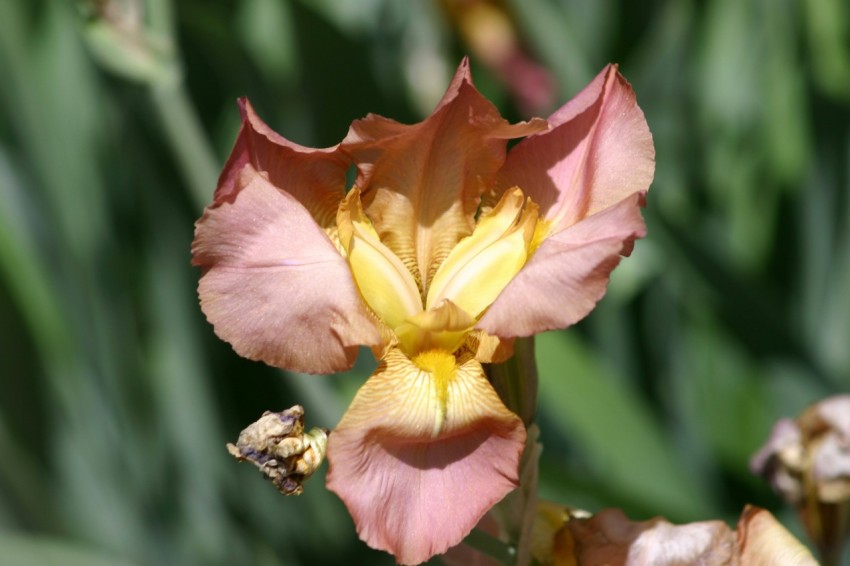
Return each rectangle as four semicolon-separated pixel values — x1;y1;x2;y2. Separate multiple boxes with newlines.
477;193;646;337
341;58;546;290
192;163;380;373
216;98;346;229
326;349;525;565
497;64;654;231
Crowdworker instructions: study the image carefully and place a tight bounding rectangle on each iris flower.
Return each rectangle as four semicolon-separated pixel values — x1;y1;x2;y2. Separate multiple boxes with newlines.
192;59;654;564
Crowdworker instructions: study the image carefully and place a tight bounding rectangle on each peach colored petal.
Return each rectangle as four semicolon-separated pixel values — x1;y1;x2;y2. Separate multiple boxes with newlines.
341;58;546;291
737;506;818;566
496;64;655;232
216;98;346;229
469;331;515;364
192;164;380;373
477;193;646;337
326;348;525;565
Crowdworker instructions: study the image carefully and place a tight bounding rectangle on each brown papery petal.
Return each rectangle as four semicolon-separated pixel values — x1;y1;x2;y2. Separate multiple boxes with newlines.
566;508;737;565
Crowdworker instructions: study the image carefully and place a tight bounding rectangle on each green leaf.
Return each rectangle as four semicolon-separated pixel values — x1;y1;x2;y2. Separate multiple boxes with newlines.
536;331;715;520
0;532;134;566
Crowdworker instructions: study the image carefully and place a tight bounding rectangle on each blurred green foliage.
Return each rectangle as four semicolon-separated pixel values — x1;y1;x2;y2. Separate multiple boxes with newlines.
0;0;848;564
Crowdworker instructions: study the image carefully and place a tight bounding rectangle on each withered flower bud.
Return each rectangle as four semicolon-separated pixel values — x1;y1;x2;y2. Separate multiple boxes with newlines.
227;405;328;496
751;394;850;565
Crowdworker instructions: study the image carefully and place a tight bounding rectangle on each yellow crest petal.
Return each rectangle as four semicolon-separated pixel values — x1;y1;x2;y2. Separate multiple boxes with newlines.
394;299;475;356
427;188;539;318
338;189;423;330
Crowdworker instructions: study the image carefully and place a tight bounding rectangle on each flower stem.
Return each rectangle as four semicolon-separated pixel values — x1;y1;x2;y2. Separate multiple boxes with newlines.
487;337;541;565
80;0;219;211
488;336;538;427
464;528;517;566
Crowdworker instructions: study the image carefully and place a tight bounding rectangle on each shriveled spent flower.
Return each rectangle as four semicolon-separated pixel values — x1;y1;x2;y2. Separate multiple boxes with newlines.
527;502;816;566
193;58;654;564
751;394;850;564
226;406;328;496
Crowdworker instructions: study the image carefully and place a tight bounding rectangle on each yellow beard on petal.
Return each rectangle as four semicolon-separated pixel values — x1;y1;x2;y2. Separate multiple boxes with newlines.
411;349;458;437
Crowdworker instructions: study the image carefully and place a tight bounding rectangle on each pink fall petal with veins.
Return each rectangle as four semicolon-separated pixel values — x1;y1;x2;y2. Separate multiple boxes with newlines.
326;349;526;565
192;164;379;374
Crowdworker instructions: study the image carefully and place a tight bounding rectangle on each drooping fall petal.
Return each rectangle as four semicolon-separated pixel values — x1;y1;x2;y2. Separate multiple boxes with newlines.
192;164;380;373
326;348;526;565
495;64;655;231
478;192;645;337
341;58;546;291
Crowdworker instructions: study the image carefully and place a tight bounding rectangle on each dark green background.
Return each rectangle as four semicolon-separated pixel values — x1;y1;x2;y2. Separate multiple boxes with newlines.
1;0;848;564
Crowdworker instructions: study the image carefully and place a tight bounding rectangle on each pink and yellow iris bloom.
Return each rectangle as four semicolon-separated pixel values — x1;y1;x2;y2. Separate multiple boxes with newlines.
192;59;654;564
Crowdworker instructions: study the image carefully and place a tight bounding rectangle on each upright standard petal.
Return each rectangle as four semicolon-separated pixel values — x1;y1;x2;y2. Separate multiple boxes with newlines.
192;164;380;373
216;98;346;230
326;348;526;565
496;64;655;231
342;58;545;291
478;193;646;337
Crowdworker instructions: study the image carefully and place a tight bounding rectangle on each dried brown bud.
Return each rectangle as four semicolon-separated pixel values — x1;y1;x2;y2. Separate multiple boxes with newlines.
227;406;328;496
751;394;850;564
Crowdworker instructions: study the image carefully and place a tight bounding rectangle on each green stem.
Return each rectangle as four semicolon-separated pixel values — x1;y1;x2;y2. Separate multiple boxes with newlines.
488;336;538;426
144;0;218;211
463;528;517;566
80;0;219;211
486;337;541;566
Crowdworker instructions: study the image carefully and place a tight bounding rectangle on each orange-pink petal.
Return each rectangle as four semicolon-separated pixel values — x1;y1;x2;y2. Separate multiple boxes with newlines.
192;164;380;373
496;64;655;232
216;98;346;229
326;348;525;565
341;58;546;291
477;193;646;337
